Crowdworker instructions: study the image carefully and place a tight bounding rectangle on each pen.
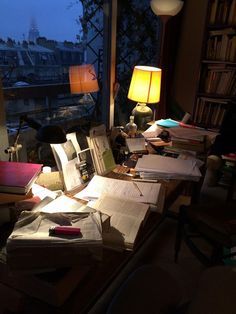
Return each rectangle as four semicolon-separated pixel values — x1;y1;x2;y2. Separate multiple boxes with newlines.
132;178;158;183
133;182;143;196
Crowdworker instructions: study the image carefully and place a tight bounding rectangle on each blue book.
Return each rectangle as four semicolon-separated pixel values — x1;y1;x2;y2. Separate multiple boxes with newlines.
156;119;179;128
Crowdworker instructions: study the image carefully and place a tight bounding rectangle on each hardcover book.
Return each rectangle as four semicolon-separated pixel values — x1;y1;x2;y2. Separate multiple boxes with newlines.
0;161;42;194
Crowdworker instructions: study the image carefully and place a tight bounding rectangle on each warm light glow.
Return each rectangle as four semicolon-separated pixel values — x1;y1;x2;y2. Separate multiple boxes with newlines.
128;66;162;104
69;64;99;94
150;0;184;16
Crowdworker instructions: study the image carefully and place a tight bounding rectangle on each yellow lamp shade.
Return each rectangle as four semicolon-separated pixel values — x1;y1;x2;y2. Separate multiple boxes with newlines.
128;66;162;104
69;64;99;94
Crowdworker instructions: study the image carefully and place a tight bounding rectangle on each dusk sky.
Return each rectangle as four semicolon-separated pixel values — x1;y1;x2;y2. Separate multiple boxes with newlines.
0;0;82;42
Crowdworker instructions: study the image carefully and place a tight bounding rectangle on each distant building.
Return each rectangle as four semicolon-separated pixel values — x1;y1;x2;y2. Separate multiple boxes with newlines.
28;18;40;43
0;37;84;86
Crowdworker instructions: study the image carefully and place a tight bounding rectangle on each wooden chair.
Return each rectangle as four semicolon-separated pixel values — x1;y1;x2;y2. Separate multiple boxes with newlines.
175;201;236;266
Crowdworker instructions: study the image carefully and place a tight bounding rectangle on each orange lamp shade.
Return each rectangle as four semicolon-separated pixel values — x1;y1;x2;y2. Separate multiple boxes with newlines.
128;66;162;104
69;64;99;94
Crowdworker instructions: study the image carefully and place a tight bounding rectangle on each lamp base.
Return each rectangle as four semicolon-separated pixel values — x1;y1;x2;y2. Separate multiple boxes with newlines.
132;103;153;131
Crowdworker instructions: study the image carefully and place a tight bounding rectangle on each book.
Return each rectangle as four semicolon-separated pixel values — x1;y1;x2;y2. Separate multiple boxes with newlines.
74;174;165;213
51;139;82;192
86;125;116;175
91;194;150;251
170;140;206;153
0;161;42;194
50;132;95;192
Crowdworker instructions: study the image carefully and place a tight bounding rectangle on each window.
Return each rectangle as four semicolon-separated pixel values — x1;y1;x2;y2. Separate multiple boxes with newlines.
0;0;104;163
0;0;161;164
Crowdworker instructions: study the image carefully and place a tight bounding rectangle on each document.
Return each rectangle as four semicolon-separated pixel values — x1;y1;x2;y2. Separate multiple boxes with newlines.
50;136;83;192
135;154;202;181
91;194;150;250
142;123;163;139
32;194;95;214
126;137;146;152
74;175;165;213
6;210;103;271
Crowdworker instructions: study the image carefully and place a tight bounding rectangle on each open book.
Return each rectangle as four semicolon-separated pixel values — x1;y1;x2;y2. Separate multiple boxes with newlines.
51;132;95;192
91;194;150;251
74;174;165;213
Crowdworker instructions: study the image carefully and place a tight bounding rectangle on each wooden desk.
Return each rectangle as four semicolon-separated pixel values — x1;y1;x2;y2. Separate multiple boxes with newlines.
0;177;187;314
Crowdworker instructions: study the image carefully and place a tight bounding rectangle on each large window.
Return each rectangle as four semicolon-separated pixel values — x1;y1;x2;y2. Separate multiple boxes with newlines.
0;0;104;163
0;0;161;164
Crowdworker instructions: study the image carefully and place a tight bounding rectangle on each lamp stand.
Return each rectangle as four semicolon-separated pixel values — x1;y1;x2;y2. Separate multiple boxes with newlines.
4;118;23;162
132;102;153;131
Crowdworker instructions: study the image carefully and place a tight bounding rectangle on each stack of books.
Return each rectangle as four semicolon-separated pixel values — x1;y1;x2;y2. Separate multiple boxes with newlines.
170;133;206;153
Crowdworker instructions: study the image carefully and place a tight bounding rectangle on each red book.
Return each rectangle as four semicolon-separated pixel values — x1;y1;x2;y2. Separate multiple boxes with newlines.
0;161;42;194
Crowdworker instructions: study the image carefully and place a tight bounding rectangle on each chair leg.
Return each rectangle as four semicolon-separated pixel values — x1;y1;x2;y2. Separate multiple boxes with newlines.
174;206;185;263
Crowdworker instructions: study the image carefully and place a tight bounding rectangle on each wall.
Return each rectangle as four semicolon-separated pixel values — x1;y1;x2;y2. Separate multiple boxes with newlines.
171;0;208;114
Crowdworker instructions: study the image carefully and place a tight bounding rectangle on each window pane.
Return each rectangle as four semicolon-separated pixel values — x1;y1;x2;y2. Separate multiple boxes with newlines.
0;0;104;164
115;0;161;126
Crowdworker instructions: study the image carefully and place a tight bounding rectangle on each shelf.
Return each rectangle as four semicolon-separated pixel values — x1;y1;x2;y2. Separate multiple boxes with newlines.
201;60;236;65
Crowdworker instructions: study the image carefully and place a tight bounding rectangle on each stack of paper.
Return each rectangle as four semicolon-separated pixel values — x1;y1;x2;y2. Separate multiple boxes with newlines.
135;154;202;181
6;197;103;271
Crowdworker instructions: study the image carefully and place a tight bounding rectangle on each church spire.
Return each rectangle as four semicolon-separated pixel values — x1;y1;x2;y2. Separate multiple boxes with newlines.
28;17;40;43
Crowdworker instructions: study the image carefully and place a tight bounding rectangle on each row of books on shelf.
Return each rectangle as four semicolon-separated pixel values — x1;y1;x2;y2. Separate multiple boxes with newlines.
206;28;236;62
209;0;236;25
201;66;236;95
193;97;228;129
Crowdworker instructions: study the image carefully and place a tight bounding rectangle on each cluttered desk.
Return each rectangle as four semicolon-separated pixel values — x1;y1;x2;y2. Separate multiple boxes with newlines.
0;122;206;313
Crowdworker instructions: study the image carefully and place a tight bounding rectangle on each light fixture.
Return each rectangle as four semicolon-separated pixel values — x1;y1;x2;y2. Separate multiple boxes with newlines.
150;0;184;119
128;65;162;130
69;64;99;104
5;116;67;161
150;0;184;18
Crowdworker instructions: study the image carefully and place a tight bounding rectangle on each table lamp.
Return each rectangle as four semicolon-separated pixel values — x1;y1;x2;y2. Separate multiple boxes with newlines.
128;65;162;130
5;115;67;162
69;64;99;104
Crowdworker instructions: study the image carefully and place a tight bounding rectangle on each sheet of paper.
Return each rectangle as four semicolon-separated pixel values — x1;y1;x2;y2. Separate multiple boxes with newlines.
93;194;149;220
62;158;82;191
33;195;93;213
74;175;163;206
142;123;163;138
126;137;146;152
91;194;149;250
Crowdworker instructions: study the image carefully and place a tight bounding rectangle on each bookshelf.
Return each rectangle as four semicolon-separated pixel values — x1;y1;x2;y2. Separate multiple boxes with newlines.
192;0;236;130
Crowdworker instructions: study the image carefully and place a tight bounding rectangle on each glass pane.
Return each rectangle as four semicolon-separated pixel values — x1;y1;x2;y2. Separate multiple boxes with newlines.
115;0;161;127
0;0;104;164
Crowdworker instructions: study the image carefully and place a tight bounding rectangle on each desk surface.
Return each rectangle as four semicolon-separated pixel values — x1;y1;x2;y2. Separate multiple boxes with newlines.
0;176;186;314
